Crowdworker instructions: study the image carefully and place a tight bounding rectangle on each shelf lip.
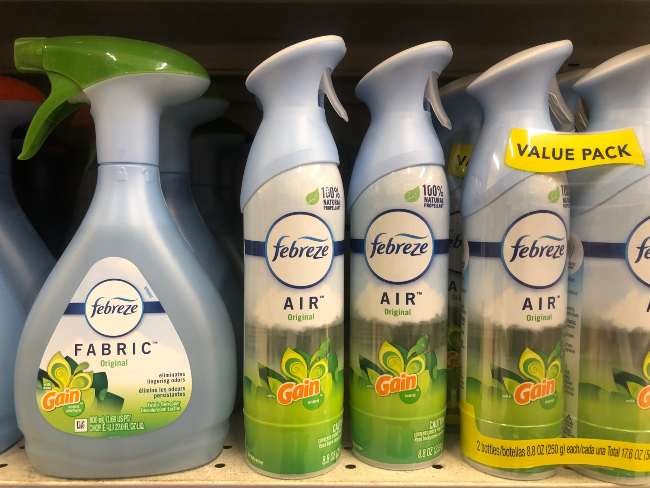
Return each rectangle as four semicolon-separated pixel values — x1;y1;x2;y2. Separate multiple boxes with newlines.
0;413;618;487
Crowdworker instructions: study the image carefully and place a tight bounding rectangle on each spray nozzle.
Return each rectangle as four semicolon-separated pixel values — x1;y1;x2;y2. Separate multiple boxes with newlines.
548;75;575;129
15;36;209;161
245;35;347;117
468;41;573;119
14;38;47;73
356;41;452;125
426;72;451;130
320;68;348;122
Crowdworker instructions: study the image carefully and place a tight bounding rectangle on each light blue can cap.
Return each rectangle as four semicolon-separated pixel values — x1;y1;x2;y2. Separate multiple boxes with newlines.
348;41;453;207
571;45;650;212
462;41;573;217
240;36;348;210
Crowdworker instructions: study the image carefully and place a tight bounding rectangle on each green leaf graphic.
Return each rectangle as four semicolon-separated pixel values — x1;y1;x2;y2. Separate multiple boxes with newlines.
628;382;644;400
308;358;328;379
548;186;561;203
378;341;405;376
546;359;561;380
91;372;108;399
73;362;89;375
427;351;438;372
417;371;431;393
46;352;93;392
69;372;93;390
367;368;381;385
310;338;331;365
407;335;429;359
258;365;286;392
547;341;561;365
47;352;72;390
268;377;282;395
406;354;426;375
492;367;525;397
502;378;520;396
643;351;650;382
281;348;309;382
306;188;320;205
359;356;384;385
320;373;333;396
95;392;124;414
519;348;546;382
613;370;647;398
404;186;420;203
243;376;253;392
327;352;339;376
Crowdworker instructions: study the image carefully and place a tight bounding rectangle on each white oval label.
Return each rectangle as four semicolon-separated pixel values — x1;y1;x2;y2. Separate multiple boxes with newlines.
84;279;143;337
365;209;434;284
501;210;568;289
627;217;650;287
265;212;334;288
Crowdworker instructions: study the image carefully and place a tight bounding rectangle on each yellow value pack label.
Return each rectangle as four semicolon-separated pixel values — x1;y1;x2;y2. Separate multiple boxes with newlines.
447;143;473;178
505;128;645;172
460;402;650;472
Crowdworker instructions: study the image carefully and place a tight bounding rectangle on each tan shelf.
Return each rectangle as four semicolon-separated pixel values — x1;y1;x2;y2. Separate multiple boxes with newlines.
0;0;649;77
0;413;611;487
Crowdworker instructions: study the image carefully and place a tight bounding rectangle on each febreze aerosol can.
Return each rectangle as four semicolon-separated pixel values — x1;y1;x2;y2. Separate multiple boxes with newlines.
347;42;452;469
460;41;572;480
159;97;245;406
241;36;348;478
438;74;482;432
13;36;235;478
567;46;650;485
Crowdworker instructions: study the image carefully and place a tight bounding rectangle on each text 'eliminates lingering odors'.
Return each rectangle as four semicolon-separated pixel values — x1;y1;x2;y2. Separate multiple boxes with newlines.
505;128;645;172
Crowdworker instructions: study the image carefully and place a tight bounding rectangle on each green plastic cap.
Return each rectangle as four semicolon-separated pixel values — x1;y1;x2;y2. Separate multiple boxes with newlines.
14;36;209;159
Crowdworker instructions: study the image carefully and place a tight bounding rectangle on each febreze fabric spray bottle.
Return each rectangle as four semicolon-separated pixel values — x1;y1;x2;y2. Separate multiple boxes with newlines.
0;78;53;452
348;41;452;469
0;77;54;309
566;46;650;485
191;128;246;276
460;41;572;480
0;265;25;452
13;36;235;478
438;74;482;432
159;97;244;405
241;36;347;478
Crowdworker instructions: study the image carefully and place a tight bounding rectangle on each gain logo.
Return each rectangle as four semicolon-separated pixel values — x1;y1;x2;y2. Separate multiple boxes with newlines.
502;210;567;289
358;336;434;405
265;212;334;288
40;352;93;412
254;339;335;410
492;344;561;408
85;279;143;337
627;217;650;287
365;209;434;284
